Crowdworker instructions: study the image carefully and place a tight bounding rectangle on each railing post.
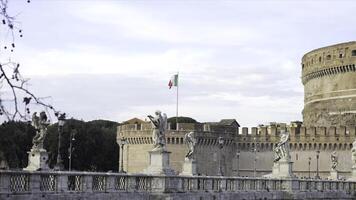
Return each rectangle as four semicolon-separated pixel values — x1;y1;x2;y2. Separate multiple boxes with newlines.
127;176;137;191
83;173;93;193
106;174;115;192
57;173;68;192
29;173;40;193
0;171;10;193
205;178;213;192
219;178;226;191
151;176;165;192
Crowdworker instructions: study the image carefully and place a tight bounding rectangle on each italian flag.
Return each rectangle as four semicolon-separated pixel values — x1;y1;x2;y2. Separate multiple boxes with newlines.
168;74;178;89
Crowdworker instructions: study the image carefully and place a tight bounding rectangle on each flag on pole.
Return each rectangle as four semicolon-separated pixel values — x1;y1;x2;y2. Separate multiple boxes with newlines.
168;74;178;89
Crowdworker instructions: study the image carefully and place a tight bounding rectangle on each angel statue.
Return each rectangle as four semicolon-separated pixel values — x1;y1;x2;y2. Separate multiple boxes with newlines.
31;111;50;150
147;110;167;150
184;131;197;159
274;130;290;162
331;151;338;171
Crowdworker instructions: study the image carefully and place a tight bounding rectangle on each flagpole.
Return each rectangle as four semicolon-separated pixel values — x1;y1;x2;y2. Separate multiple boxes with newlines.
176;72;179;130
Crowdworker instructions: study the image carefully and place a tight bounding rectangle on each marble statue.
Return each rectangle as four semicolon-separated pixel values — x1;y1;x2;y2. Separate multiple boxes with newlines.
331;151;338;170
31;111;50;150
274;130;289;162
352;139;356;168
147;110;167;150
184;131;196;159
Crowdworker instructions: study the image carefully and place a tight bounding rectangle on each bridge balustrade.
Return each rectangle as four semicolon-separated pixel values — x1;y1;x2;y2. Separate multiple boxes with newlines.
1;170;356;195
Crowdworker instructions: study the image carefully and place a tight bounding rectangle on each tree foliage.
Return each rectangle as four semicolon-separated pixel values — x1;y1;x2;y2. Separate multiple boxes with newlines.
0;121;35;169
45;119;119;172
167;116;197;130
0;119;119;171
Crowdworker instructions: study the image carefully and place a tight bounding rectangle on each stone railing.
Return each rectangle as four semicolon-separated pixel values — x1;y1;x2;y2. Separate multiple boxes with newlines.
1;170;356;195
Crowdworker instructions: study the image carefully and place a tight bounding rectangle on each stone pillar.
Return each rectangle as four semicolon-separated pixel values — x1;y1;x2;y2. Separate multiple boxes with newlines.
29;173;41;193
106;175;116;192
180;158;197;176
143;149;175;175
329;169;339;180
83;174;93;193
0;172;10;193
57;173;68;192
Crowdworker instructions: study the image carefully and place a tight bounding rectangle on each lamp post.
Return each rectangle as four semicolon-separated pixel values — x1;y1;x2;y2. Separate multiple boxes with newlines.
236;151;240;177
308;157;311;178
316;150;320;179
55;113;66;171
68;129;77;171
118;137;127;173
218;136;224;176
252;137;258;177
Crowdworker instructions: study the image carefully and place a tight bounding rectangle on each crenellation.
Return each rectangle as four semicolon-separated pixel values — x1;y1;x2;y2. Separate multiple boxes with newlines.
251;127;258;135
242;127;248;135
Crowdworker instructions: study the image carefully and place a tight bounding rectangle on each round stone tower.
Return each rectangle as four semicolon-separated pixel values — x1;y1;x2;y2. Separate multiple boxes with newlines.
302;41;356;127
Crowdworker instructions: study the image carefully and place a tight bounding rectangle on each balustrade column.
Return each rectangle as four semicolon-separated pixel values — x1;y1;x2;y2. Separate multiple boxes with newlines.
83;174;93;193
219;179;226;191
0;172;10;193
106;175;116;192
57;173;68;192
29;173;40;193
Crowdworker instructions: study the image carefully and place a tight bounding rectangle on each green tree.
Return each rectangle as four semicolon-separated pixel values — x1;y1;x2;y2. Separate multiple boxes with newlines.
0;121;35;169
168;116;198;130
44;119;119;172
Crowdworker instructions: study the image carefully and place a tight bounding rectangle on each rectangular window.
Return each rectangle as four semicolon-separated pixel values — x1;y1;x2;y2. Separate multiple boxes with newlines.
352;50;356;56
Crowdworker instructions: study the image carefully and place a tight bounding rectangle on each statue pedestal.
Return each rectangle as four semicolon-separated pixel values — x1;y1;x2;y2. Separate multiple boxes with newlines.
265;158;294;178
23;148;49;171
180;158;197;176
329;169;339;180
143;149;175;175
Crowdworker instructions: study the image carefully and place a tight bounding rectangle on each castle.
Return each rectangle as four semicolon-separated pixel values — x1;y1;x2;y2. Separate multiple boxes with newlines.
117;41;356;178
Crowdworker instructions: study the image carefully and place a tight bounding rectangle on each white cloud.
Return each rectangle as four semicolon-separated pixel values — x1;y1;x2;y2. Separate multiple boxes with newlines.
69;2;259;46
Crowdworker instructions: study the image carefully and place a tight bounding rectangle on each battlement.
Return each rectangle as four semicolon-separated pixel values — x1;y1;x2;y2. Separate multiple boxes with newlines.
117;120;239;135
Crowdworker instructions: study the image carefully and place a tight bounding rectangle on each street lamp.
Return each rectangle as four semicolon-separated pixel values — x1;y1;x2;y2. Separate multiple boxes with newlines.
218;136;224;176
308;157;311;178
68;129;77;171
316;150;320;179
252;137;259;177
118;137;127;173
236;151;240;177
55;113;66;171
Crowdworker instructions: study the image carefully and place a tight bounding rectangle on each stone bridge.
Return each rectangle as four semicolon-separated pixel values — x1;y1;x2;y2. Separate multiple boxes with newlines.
0;171;356;200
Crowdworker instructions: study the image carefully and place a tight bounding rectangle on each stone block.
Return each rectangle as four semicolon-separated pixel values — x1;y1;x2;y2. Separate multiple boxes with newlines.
143;149;175;175
180;158;197;176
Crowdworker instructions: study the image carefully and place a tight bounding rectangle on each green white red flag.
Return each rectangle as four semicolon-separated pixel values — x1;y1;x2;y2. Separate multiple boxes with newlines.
168;74;178;89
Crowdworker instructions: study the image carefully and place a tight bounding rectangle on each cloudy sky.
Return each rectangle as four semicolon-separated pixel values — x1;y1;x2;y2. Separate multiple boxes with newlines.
4;0;356;126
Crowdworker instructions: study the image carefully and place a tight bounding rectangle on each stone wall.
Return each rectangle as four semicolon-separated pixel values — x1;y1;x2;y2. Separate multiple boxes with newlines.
117;123;237;176
118;123;356;178
301;41;356;127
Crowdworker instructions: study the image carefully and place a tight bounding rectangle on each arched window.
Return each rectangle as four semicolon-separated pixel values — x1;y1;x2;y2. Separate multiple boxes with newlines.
326;55;331;60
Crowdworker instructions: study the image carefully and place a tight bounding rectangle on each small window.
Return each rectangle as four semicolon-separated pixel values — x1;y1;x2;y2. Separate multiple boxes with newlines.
352;50;356;56
339;53;343;58
326;55;331;60
319;57;322;62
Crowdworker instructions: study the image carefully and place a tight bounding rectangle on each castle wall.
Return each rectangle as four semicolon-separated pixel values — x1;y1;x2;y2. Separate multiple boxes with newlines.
117;123;238;176
238;126;356;178
117;122;356;179
302;41;356;126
